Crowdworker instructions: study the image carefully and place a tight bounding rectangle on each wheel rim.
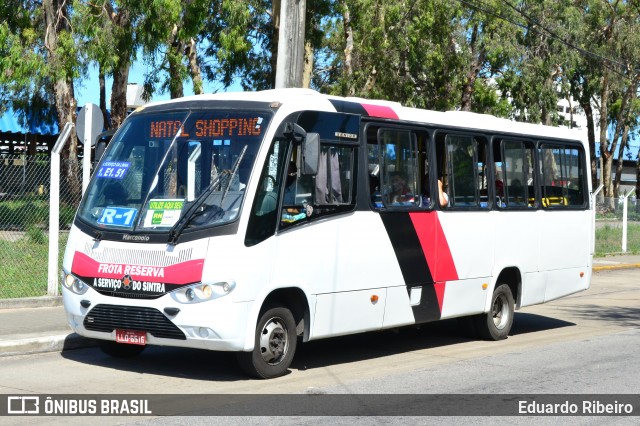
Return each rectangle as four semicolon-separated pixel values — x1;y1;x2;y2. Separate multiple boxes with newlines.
259;317;289;365
492;293;510;330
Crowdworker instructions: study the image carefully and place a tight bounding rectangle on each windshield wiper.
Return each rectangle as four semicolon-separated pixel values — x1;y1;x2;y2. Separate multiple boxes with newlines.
167;171;228;245
220;145;248;205
167;145;248;245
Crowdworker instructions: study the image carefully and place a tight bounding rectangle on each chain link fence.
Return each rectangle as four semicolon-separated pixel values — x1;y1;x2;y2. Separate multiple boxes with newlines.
0;154;83;298
594;196;640;256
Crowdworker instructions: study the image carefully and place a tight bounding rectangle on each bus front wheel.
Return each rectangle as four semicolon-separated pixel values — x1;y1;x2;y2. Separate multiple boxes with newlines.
237;305;297;379
474;284;514;341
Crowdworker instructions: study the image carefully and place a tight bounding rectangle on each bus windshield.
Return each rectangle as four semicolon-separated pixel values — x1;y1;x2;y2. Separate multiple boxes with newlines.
78;109;270;233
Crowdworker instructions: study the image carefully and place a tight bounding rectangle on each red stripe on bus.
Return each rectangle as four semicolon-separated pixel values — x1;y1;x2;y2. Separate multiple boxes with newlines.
434;282;446;312
409;212;458;312
408;212;458;282
71;251;205;285
360;104;399;119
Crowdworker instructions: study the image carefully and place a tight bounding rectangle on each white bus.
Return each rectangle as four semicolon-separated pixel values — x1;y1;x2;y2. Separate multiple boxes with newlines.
62;89;593;379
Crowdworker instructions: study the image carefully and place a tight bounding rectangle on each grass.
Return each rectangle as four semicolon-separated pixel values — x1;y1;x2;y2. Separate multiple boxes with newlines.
0;234;67;299
594;223;640;257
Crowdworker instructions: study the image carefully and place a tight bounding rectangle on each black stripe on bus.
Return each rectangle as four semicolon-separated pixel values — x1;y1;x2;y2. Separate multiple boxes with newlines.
328;99;370;117
379;212;441;323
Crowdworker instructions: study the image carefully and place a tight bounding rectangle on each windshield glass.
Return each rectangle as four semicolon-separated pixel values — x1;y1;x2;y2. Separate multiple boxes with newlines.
78;108;270;233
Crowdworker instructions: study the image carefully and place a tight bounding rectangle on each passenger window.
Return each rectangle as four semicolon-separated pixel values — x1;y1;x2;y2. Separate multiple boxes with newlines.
279;143;356;229
498;140;536;209
437;134;488;209
315;145;353;205
539;144;585;208
378;129;419;207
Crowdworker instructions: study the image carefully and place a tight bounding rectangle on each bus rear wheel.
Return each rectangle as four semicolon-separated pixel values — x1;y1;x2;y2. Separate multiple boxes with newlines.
237;305;297;379
474;284;514;341
99;340;146;357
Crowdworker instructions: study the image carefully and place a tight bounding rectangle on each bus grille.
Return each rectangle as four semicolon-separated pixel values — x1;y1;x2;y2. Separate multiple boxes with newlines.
83;304;186;340
94;290;162;300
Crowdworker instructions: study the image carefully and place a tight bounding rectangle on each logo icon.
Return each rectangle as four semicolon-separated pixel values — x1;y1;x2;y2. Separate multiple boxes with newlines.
7;396;40;414
122;275;133;290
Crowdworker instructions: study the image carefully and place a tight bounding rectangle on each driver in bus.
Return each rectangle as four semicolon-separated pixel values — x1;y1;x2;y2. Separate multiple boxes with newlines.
281;161;311;223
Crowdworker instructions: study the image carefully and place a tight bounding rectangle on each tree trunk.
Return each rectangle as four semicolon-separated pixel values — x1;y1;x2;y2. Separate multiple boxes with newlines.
110;63;130;129
460;24;481;112
99;67;109;128
270;0;281;88
168;25;185;99
108;7;132;129
187;38;204;95
582;102;597;189
302;40;313;88
602;155;614;209
342;1;353;96
43;0;80;203
613;125;630;197
599;71;611;199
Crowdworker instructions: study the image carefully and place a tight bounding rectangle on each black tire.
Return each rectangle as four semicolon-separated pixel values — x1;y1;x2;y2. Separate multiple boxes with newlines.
237;305;297;379
474;284;515;341
99;340;146;358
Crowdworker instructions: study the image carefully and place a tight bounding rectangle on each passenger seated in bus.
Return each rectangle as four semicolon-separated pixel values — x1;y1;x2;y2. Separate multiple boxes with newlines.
420;174;448;207
438;178;449;207
389;172;415;205
369;174;383;208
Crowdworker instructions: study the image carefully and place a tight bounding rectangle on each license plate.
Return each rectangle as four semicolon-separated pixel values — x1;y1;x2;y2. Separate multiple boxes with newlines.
115;329;147;346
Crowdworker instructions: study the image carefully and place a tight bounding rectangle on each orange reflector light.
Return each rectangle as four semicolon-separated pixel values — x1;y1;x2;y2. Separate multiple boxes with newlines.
371;295;379;303
580;272;584;278
482;283;488;290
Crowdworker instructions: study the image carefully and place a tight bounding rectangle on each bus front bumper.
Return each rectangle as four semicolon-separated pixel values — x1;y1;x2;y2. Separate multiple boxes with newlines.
62;286;251;352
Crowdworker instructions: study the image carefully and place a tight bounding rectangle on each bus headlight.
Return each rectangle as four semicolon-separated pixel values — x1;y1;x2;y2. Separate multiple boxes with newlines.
170;281;235;304
62;271;89;295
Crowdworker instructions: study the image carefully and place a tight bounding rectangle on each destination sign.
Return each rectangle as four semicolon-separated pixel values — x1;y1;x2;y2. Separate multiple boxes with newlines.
149;117;263;139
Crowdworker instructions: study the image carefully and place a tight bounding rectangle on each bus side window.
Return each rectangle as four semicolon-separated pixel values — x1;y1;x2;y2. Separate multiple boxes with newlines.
499;139;536;209
438;133;487;209
280;144;356;228
245;139;288;246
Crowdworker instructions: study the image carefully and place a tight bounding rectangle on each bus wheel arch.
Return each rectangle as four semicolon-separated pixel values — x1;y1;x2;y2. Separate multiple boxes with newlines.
490;267;520;310
237;287;309;379
475;267;520;341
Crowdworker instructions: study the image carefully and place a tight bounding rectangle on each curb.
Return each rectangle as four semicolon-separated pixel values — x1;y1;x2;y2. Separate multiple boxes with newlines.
592;263;640;272
0;296;62;310
0;332;96;357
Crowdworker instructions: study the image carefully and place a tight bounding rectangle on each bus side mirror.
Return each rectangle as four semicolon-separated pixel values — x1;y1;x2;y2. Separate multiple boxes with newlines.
301;133;320;176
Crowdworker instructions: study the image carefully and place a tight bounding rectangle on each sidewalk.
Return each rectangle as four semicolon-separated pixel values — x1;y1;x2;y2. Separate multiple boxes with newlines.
0;297;95;357
1;254;639;358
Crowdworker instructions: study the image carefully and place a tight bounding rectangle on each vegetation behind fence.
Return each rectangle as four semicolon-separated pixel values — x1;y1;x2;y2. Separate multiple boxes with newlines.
0;154;80;298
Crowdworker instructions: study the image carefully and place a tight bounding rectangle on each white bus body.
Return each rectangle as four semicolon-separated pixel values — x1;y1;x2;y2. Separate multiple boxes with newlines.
62;89;593;378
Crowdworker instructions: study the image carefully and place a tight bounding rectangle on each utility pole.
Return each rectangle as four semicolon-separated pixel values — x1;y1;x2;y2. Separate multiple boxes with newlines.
275;0;306;88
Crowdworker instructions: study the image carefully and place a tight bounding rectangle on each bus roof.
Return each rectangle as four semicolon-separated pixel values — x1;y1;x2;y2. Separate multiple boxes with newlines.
144;88;585;143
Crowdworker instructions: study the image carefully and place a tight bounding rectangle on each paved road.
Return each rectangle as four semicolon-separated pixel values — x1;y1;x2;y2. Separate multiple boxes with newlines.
0;268;638;424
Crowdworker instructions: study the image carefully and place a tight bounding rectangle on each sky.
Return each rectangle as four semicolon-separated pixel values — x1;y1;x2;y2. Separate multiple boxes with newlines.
75;61;243;108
